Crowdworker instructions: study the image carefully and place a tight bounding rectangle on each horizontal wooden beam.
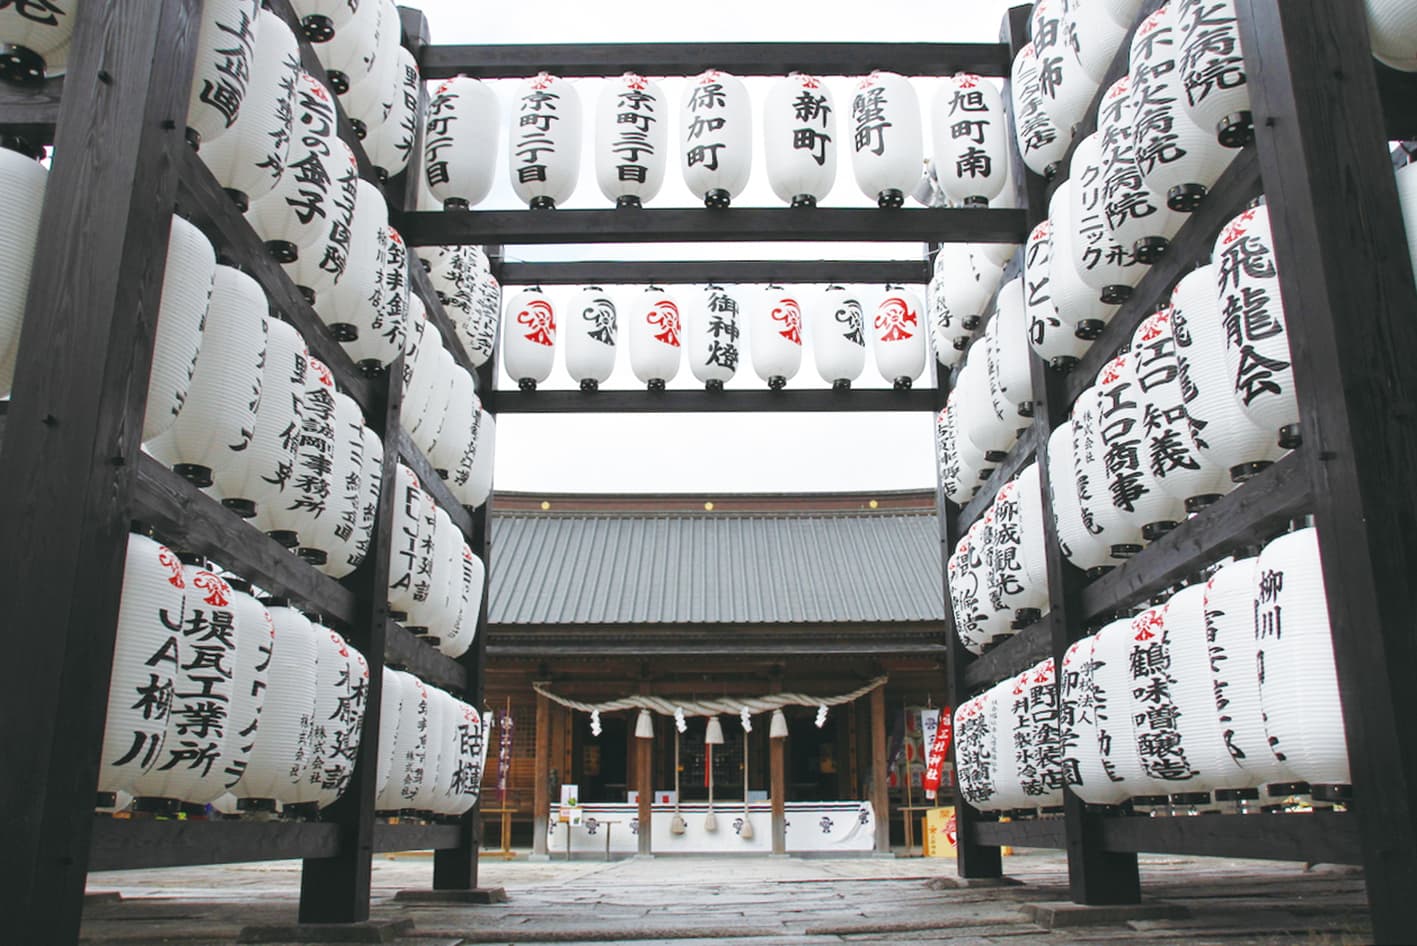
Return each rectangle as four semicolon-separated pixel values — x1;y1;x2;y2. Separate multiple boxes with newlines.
176;150;376;414
132;454;359;626
385;619;469;693
418;42;1012;80
496;260;933;286
397;427;475;538
1062;146;1263;408
399;207;1028;248
974;812;1361;865
961;616;1054;692
492;386;938;413
1079;452;1311;622
87;818;464;871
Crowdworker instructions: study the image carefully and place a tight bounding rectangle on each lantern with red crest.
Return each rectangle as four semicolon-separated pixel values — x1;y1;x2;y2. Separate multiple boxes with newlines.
510;72;581;209
1175;0;1254;147
815;284;866;389
932;74;1007;208
425;76;501;210
849;71;921;208
1089;612;1173;806
310;390;369;579
377;670;429;812
686;284;740;390
1096;73;1183;265
750;285;804;389
565;286;618;391
373;666;405;808
184;0;261;149
871;285;925;388
344;225;409;372
1213;203;1300;449
764;73;836;206
596;72;667;207
503;288;557;391
628;285;682;390
463;408;496;510
953;694;999;812
305;627;369;810
1071;377;1145;561
681;69;751;208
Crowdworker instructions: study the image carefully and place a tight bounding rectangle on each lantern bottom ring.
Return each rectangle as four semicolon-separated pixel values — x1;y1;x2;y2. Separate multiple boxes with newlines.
327;69;351;96
530;196;557;210
704;189;732;209
1129;794;1171;809
892;376;913;390
875;189;905;209
435;467;449;479
705;379;724;392
616;195;642;209
1184;493;1223;514
952;337;970;351
580;378;600;392
1170;792;1212;807
1049;355;1079;372
267;529;299;549
1108;542;1142;559
984;449;1009;463
1043;160;1061;182
265;240;298;264
222;188;250;214
132;796;181;816
237;797;279;813
962;315;981;331
1310;784;1354;803
518;377;538;391
1141;519;1178;542
184;127;201;153
330;323;358;342
300;14;337;43
767;376;787;391
1167;183;1208;213
647;379;667;392
1084;564;1114;580
297;546;329;566
1100;284;1133;306
95;792;117;810
357;359;386;378
1264;782;1311;802
1217;111;1256;150
791;194;817;208
1228;460;1273;484
1011;607;1041;629
832;378;851;391
1133;236;1169;265
220;497;257;519
1277;424;1303;450
443;198;471;212
962;196;989;209
173;463;214;489
1213;787;1261;802
349;118;368;142
0;44;47;85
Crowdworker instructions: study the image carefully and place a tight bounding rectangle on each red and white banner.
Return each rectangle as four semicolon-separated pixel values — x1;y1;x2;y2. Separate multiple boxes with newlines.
922;707;953;800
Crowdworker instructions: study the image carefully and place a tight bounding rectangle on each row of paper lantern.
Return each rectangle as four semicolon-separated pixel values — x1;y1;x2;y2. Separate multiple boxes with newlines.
947;462;1051;656
502;283;934;391
422;69;1017;210
1048;202;1294;574
421;244;502;371
373;667;490;817
928;241;1014;370
934;277;1034;506
955;525;1349;814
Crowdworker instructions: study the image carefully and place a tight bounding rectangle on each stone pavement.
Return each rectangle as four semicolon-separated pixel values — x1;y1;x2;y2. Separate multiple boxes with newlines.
81;849;1373;945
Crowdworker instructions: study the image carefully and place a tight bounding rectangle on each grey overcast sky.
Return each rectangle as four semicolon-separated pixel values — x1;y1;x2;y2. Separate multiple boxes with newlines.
409;0;1019;494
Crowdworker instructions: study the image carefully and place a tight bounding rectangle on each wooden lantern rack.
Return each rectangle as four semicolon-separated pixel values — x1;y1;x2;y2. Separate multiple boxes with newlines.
0;1;1414;943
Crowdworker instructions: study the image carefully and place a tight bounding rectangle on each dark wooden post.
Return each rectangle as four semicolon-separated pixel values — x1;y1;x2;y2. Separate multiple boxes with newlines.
1235;3;1417;940
532;686;552;857
0;3;200;941
869;685;890;853
636;727;654;855
770;721;787;855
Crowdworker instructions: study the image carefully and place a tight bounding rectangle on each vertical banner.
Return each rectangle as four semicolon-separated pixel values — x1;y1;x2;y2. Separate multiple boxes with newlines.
923;707;953;800
497;703;515;808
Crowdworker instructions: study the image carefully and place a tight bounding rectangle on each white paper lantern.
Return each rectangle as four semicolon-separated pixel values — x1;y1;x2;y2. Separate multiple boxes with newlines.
1048;179;1118;341
1121;604;1205;793
405;503;455;637
626;285;682;388
438;543;485;659
302;626;369;809
1016;659;1065;808
1095;73;1184;264
0;1;76;79
1130;5;1234;212
926;275;965;368
1175;0;1253;146
428;363;480;482
376;670;429;812
681;69;751;208
683;284;741;389
814;284;866;388
871;285;926;388
130;564;241;808
503;287;556;390
1169;264;1281;482
749;285;804;389
1368;0;1417;69
348;425;383;574
311;391;368;578
290;0;360;43
444;700;488;814
1213;204;1300;447
1204;555;1299;791
1013;462;1051;608
198;9;299;211
365;45;421;181
1059;635;1132;806
1090;613;1172;803
461;270;501;368
0;145;48;398
419;688;456;813
137;216;218;443
596;72;668;207
150;265;267;489
1068;132;1144;306
1071;380;1145;559
96;534;186;799
930;243;992;346
1129;307;1232;513
1065;0;1130;83
1045;421;1113;575
985;278;1033;422
1161;583;1253;796
1023;220;1089;370
342;225;408;371
1031;0;1101;147
219;579;274;794
315;177;388;345
254;356;337;551
957;352;1015;463
411;346;455;461
1107;346;1187;540
1009;42;1069;179
947;527;986;654
1255;528;1351;790
386;463;425;620
426;246;474;331
399;307;440;442
564;286;618;389
764;73;836;207
1101;0;1146;27
425;76;501;210
284;140;359;306
1398;160;1417;286
510;72;581;209
245;72;341;265
462;408;496;510
933;74;1007;207
985;477;1048;625
849;71;921;208
374;666;405;805
312;0;378;93
337;0;398;141
988;673;1028;811
968;509;1016;650
953;694;999;812
184;0;261;149
230;602;320;810
209;320;307;523
938;396;991;507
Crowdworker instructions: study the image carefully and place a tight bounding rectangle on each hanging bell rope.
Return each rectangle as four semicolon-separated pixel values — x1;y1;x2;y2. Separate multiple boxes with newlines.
530;676;888;718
